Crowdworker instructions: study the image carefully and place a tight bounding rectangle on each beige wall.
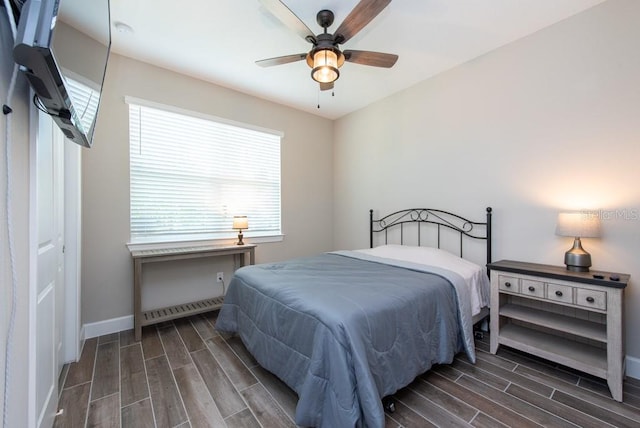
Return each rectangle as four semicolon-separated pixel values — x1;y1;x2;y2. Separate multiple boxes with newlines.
334;0;640;360
82;53;334;324
0;14;32;427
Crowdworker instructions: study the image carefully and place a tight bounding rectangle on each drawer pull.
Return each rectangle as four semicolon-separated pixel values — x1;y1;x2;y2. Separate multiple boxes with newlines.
555;290;563;297
586;296;595;303
505;282;512;288
528;286;535;292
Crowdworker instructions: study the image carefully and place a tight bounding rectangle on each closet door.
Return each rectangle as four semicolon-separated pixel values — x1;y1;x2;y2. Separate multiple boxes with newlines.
33;111;65;428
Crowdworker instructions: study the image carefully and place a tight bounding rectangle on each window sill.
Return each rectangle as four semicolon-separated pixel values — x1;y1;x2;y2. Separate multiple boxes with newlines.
126;234;284;253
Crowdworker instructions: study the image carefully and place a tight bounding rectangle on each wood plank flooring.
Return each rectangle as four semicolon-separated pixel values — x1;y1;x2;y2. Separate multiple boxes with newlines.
54;312;640;427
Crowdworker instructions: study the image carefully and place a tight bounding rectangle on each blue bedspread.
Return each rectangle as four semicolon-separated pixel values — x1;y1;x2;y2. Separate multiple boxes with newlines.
215;251;475;428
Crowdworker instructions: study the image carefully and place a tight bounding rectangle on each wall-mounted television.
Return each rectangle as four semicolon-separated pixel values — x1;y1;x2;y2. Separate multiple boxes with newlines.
12;0;111;148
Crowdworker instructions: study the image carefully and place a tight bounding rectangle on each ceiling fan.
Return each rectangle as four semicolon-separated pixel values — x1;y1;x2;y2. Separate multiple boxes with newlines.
256;0;399;91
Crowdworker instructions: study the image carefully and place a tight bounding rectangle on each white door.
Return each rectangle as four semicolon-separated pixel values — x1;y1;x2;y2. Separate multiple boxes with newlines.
33;111;65;428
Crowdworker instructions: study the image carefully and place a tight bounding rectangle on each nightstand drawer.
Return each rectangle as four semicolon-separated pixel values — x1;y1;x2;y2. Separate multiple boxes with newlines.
576;288;606;311
499;275;519;293
546;283;573;304
521;279;544;298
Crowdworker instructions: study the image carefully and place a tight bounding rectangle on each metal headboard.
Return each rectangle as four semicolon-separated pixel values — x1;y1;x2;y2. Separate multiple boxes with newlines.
370;207;493;266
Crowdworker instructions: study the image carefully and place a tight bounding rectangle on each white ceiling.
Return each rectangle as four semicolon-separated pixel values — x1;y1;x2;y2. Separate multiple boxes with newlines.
108;0;606;120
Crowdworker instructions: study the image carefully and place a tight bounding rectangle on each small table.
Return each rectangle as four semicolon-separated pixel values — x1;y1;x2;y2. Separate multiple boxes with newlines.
488;260;628;401
130;244;256;341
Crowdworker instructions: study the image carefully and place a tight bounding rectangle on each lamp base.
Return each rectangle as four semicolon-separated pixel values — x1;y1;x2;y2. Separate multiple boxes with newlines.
564;237;591;272
236;231;245;245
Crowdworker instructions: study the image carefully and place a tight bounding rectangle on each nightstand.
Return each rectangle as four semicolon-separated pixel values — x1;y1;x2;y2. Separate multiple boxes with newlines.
488;260;629;401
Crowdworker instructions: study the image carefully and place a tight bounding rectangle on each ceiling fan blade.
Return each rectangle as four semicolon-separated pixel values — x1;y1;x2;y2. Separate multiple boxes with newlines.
320;82;334;91
259;0;317;44
344;50;398;68
335;0;391;44
256;53;307;67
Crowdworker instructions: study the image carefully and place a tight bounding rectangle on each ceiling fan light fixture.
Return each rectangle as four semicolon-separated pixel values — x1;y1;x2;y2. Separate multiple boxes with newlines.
311;49;340;83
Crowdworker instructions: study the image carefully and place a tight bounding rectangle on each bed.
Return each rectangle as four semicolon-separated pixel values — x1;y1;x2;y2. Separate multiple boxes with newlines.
215;207;492;428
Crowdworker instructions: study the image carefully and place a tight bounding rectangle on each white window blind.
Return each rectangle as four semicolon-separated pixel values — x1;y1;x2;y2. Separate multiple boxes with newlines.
128;101;281;242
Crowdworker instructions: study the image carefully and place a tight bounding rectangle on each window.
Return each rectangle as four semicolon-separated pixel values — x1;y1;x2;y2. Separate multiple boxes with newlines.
128;99;282;243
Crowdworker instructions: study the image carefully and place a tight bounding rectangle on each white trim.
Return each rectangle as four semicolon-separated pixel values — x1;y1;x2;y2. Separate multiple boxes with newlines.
626;355;640;381
83;315;133;339
126;234;283;252
27;89;38;428
240;235;283;245
123;95;284;138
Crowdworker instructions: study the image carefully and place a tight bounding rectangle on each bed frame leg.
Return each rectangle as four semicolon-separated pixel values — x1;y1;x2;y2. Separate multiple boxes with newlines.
473;317;489;339
382;396;395;413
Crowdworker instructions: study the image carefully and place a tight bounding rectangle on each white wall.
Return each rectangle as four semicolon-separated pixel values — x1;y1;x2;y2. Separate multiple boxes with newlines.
82;53;334;325
334;0;640;359
0;10;32;427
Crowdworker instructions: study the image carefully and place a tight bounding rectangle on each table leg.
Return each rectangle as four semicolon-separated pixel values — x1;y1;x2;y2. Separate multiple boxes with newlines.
134;259;142;341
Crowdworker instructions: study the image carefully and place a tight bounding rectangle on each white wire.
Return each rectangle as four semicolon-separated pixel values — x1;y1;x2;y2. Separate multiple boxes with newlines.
2;0;17;38
3;2;20;426
3;63;19;428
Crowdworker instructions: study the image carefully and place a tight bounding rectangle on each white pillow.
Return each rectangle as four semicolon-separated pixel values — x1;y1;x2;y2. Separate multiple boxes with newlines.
355;245;490;315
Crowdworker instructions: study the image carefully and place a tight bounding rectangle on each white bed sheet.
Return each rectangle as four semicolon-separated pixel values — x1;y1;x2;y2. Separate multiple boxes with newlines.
355;245;490;316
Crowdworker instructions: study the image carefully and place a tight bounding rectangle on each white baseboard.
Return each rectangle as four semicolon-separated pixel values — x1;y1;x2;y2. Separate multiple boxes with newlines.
626;355;640;380
79;324;86;357
82;315;133;339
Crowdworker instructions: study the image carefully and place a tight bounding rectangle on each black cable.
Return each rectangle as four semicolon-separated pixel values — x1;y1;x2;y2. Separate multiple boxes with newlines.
32;94;73;122
32;93;50;114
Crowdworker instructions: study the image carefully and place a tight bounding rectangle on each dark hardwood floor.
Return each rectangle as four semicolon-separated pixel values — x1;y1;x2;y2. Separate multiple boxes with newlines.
54;311;640;427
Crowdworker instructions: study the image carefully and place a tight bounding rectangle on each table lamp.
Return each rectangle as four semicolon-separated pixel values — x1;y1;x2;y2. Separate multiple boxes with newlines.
233;216;248;245
555;212;601;272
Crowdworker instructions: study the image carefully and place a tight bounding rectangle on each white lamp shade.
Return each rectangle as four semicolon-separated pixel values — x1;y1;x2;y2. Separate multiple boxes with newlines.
555;212;601;238
233;216;248;230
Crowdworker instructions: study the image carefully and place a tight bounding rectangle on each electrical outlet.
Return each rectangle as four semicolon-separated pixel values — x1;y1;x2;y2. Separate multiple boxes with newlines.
216;272;224;283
